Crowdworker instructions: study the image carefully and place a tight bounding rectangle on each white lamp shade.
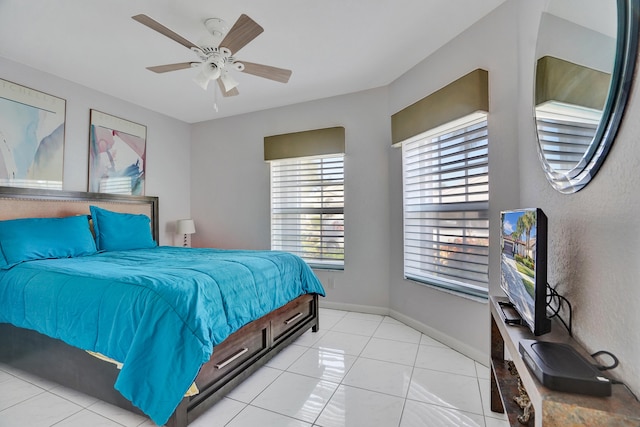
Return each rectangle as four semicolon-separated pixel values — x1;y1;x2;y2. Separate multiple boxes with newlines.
176;219;196;235
219;70;239;92
193;63;221;91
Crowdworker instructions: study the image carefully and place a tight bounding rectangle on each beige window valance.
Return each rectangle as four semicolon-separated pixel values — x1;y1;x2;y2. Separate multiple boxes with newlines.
264;126;345;161
535;55;610;110
391;68;488;145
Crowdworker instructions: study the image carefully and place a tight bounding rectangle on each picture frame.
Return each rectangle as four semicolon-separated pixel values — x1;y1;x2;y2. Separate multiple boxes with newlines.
0;78;66;190
88;109;147;195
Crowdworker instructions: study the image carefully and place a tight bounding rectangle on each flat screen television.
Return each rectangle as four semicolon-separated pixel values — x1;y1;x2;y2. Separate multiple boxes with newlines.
500;208;551;336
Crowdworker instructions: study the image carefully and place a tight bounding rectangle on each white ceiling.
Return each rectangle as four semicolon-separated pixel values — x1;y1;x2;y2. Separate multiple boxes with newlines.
0;0;508;123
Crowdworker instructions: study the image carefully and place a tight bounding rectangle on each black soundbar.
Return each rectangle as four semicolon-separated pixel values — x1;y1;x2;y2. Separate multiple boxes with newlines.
519;339;611;397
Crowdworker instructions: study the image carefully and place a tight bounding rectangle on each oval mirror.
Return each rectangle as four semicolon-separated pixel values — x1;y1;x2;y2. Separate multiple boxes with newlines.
534;0;639;193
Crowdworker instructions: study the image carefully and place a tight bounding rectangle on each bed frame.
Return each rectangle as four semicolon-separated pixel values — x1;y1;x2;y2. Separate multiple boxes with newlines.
0;187;320;427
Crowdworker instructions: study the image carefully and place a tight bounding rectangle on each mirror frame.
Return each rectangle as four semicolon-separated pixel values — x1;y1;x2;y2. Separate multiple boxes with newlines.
536;0;639;193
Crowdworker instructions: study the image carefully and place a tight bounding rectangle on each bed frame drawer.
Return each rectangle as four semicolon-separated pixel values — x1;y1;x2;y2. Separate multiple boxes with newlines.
194;318;269;394
271;294;315;343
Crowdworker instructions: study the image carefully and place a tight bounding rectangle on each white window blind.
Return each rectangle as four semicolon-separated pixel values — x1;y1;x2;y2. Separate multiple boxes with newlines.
0;179;62;190
271;155;344;269
402;114;489;298
535;102;600;173
99;177;135;195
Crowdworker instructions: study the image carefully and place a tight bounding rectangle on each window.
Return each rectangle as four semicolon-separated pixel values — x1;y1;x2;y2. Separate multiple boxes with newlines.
401;113;489;298
271;155;344;269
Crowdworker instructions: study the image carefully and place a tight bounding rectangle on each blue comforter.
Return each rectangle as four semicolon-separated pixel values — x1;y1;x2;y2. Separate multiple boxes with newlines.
0;247;325;425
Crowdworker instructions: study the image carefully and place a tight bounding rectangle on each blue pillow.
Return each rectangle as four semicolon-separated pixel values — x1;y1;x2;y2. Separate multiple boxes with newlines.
90;205;157;251
0;215;97;266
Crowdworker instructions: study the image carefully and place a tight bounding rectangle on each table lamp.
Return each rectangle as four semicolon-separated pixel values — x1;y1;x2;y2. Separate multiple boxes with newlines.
176;219;196;247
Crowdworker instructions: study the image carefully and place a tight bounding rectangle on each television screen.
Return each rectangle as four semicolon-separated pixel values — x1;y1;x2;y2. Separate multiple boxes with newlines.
500;208;550;335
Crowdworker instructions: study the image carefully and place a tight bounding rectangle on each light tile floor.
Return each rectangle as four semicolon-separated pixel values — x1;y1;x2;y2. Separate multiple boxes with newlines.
0;309;510;427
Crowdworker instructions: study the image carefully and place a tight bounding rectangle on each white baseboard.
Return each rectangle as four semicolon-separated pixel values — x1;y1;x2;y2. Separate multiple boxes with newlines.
319;300;390;316
389;309;489;365
318;300;489;365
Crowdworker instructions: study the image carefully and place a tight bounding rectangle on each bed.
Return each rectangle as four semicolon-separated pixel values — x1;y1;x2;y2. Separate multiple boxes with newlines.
0;186;324;427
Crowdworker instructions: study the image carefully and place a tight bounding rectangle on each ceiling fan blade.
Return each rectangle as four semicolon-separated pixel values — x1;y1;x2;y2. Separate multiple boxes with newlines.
219;14;264;55
217;79;239;97
239;61;292;83
146;62;195;73
132;14;199;50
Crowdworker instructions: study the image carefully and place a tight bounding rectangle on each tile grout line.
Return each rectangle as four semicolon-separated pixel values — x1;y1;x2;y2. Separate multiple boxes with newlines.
308;313;382;426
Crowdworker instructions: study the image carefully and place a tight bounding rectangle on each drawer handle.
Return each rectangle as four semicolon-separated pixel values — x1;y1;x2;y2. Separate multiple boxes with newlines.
284;312;303;325
215;347;249;370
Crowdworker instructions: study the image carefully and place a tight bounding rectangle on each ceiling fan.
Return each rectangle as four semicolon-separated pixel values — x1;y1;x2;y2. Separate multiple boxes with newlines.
132;13;292;97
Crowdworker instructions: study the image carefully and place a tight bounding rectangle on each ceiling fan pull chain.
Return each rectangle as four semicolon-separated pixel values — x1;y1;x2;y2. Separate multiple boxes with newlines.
213;85;219;112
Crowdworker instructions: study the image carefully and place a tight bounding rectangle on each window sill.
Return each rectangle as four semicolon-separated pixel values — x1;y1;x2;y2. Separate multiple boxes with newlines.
404;275;488;303
310;264;344;272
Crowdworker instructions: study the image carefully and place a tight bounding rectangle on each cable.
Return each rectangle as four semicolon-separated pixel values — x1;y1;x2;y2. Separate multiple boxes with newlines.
541;290;638;404
591;350;619;371
595;352;640;402
546;283;572;336
610;379;640;402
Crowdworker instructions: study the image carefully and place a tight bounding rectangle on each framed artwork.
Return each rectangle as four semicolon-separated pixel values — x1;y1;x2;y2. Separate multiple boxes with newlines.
0;78;66;189
89;110;147;195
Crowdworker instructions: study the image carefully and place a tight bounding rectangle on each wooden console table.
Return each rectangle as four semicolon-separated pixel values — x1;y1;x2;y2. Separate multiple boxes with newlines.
489;296;640;426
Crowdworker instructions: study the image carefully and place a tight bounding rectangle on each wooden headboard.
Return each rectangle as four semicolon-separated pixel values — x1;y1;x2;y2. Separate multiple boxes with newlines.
0;187;160;241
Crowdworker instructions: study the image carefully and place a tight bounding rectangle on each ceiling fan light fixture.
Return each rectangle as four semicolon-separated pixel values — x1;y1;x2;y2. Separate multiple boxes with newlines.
220;70;239;92
193;63;221;90
193;70;211;90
